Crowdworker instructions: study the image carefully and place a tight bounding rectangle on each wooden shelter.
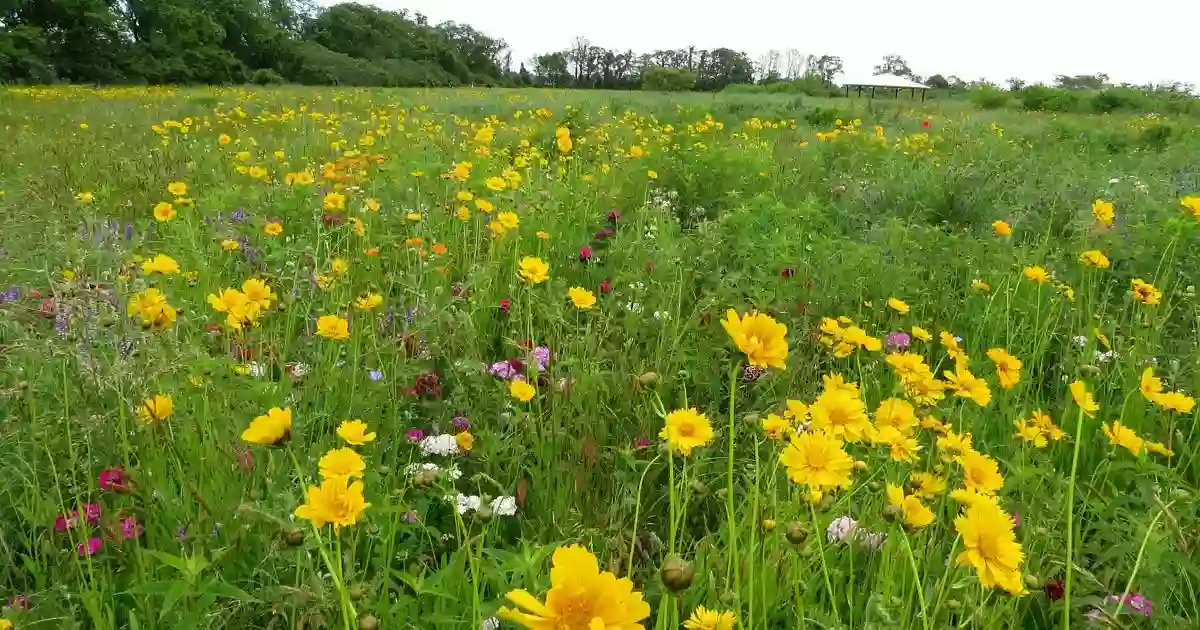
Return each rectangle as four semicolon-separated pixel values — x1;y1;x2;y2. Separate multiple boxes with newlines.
841;73;930;100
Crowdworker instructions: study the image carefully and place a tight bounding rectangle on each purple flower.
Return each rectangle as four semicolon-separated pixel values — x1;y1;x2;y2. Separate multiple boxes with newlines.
885;331;911;350
77;537;103;556
533;347;550;371
0;286;18;303
406;428;426;442
402;510;419;523
230;208;247;222
489;360;520;380
124;223;134;241
120;517;144;540
452;416;470;431
98;466;128;492
368;369;384;382
1110;593;1153;616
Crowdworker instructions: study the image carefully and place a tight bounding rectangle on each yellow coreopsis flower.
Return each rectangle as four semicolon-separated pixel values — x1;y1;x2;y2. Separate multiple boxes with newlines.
887;484;935;529
1079;250;1110;269
1091;199;1114;226
141;254;180;275
647;170;658;179
486;176;507;191
955;501;1024;595
318;448;365;481
985;348;1021;390
127;288;177;329
337;419;376;445
1102;421;1143;455
518;257;550;284
1069;380;1099;417
167;181;188;197
911;325;932;341
886;352;933;383
991;220;1012;236
568;286;597;309
779;430;854;492
1013;418;1048;447
221;239;240;251
910;471;946;499
264;221;283;236
241;407;292;445
1140;366;1164;400
721;309;788;370
761;413;790;440
497;211;519;230
659;408;714;456
1154;391;1197;413
355;293;383;310
510;379;536;402
944;363;992;407
136;394;174;424
153;202;176;222
939;331;966;362
555;126;573;153
808;389;871;442
455;431;475;452
323;191;346;212
1022;266;1050;284
957;450;1004;495
316;314;350;340
887;297;910;314
1181;195;1200;221
294;477;370;530
498;545;650;629
875;398;918;434
476;199;494;213
683;606;737;630
1130;279;1161;305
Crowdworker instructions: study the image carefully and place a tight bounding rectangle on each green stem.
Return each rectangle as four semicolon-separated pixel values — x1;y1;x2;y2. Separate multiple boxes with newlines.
900;530;931;630
1112;503;1172;618
1062;403;1087;629
725;362;740;595
808;500;841;626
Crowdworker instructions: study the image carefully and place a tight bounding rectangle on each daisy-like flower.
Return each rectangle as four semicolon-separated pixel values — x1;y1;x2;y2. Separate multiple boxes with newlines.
1102;420;1144;455
1070;380;1099;417
985;348;1022;390
241;407;292;445
778;430;854;492
886;484;934;529
1022;266;1050;284
683;606;737;630
721;309;789;370
886;297;910;314
568;286;597;309
498;545;650;629
136;394;173;423
318;448;365;481
1130;279;1162;305
294;477;370;530
518;257;550;284
955;501;1025;595
956;450;1004;495
509;379;536;402
992;220;1012;236
659;408;714;456
337;419;377;445
1079;250;1111;269
808;388;871;442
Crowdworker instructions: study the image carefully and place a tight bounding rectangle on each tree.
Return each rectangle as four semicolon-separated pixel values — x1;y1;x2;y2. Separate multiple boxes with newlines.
873;54;912;77
925;74;950;89
1006;77;1026;91
812;54;843;85
641;66;695;91
784;48;807;80
757;49;781;84
1054;73;1109;90
531;51;569;87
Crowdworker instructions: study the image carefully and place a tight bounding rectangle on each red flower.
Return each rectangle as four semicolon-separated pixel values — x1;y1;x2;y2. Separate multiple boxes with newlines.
781;268;795;278
646;261;656;273
322;213;344;227
38;298;57;318
921;119;931;128
579;246;593;261
98;466;129;492
599;279;613;294
1044;580;1065;601
499;298;511;314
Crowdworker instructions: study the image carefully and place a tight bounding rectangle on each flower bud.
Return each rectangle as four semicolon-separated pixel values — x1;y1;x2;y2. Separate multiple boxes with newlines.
882;504;902;521
690;479;710;496
660;555;695;593
358;614;379;630
349;583;368;601
761;519;777;532
637;372;659;387
283;528;305;547
945;599;962;611
785;521;809;544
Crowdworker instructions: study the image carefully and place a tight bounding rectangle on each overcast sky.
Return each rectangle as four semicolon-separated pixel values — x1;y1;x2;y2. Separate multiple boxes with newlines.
329;0;1199;88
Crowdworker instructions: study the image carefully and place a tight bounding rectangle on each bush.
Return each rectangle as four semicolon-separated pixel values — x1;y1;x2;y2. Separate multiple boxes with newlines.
642;66;696;92
969;85;1009;109
1018;85;1081;112
250;68;286;85
1091;87;1148;114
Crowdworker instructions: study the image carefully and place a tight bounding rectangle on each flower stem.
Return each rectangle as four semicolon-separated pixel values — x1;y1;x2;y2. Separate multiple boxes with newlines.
900;530;931;630
808;500;841;626
1062;404;1087;629
725;362;740;594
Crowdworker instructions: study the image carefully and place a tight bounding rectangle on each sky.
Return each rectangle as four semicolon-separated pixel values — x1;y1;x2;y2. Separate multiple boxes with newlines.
327;0;1200;88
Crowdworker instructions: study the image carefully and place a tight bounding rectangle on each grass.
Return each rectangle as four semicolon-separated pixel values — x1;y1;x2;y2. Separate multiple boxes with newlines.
0;85;1198;629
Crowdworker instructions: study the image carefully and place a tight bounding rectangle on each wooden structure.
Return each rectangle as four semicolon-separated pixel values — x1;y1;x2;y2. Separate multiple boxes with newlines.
841;73;930;101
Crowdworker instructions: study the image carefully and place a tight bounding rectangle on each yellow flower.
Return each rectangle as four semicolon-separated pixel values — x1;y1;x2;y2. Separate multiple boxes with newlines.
991;220;1012;236
455;431;475;452
886;297;910;314
1092;199;1115;226
406;212;423;221
1130;278;1161;305
905;377;947;407
486;176;507;191
1153;391;1196;413
364;197;381;212
318;448;365;481
241;278;274;313
1022;266;1050;284
330;258;349;276
1146;441;1174;457
875;426;921;462
510;379;536;402
886;352;933;383
219;134;231;145
779;430;854;491
1013;418;1047;447
457;190;474;202
336;419;376;445
136;394;174;423
972;278;992;293
242;407;292;445
761;413;790;440
911;325;932;341
939;331;966;362
167;181;188;197
141;254;181;275
784;399;809;424
660;408;714;456
127;288;177;329
536;230;549;240
910;471;946;499
875;398;917;434
721;309;788;370
518;257;550;284
497;211;519;230
1069;380;1099;417
1031;410;1066;441
1079;250;1110;269
955;501;1025;595
821;372;860;396
221;239;240;251
956;450;1004;495
498;545;650;629
985;348;1021;390
264;221;283;236
887;484;935;529
355;293;383;310
647;170;658;180
568;286;597;309
294;477;370;530
1181;195;1200;221
683;606;737;630
943;363;992;407
474;126;494;144
316;314;350;340
323;191;346;211
808;389;871;442
153;201;176;222
476;199;495;213
555;127;573;153
1102;421;1143;455
75;191;94;202
1140;366;1163;400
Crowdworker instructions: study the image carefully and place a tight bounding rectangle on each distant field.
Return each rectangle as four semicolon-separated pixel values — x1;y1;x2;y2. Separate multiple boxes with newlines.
1;85;1199;629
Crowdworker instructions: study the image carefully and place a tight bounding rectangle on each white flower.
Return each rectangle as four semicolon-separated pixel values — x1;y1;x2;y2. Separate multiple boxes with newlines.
1108;177;1121;184
856;530;887;551
1072;335;1088;347
419;434;460;456
404;462;462;480
826;516;858;543
652;310;671;320
246;362;267;377
1096;350;1116;364
491;496;518;516
482;618;500;630
451;494;481;514
625;301;643;313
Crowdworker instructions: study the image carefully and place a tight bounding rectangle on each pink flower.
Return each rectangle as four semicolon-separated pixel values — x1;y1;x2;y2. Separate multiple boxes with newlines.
579;246;593;262
82;503;101;525
120;517;144;540
406;428;426;442
77;537;103;556
54;512;78;531
599;279;612;294
98;466;128;492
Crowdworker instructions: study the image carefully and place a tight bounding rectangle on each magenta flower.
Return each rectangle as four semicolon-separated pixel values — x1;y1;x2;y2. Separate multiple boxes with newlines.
451;416;470;431
76;537;103;556
489;360;521;380
1110;593;1153;616
406;428;426;442
579;246;593;261
54;512;78;531
82;504;101;525
120;516;144;541
532;347;550;371
98;466;128;492
885;331;911;350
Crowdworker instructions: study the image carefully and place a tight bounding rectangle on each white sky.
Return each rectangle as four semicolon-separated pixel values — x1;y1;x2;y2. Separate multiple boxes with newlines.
331;0;1200;88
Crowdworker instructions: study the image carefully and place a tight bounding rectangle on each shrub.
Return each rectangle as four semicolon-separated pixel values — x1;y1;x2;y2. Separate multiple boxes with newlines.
250;68;286;85
969;85;1009;109
642;66;697;92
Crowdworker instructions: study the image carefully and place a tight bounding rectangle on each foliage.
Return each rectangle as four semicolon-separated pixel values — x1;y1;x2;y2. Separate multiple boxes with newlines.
641;67;696;92
970;84;1011;109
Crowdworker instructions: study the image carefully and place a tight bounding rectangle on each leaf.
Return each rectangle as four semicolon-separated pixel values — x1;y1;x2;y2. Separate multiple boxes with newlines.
204;580;260;603
158;580;191;621
142;549;192;575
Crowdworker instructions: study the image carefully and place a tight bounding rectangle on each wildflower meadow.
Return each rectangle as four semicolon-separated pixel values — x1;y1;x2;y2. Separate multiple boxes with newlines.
2;85;1200;629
